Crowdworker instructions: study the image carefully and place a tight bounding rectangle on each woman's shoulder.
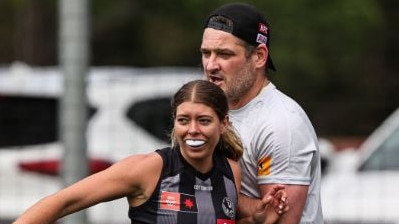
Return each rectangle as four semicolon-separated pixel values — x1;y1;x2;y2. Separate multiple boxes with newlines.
115;151;164;171
226;158;240;173
226;158;241;192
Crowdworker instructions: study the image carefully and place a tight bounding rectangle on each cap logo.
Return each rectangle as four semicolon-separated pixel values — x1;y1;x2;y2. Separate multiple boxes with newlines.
256;33;268;45
258;23;268;34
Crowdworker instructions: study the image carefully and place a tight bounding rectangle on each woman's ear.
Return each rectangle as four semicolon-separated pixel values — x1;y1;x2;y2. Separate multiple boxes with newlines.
220;115;229;134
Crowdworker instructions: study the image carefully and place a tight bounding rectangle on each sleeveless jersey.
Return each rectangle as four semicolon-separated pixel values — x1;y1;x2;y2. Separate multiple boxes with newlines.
128;147;238;224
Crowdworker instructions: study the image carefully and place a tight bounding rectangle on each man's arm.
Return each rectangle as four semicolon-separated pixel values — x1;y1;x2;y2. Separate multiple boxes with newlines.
260;184;308;224
237;185;288;224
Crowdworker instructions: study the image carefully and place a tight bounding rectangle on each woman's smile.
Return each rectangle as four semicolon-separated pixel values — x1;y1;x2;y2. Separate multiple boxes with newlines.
185;139;206;148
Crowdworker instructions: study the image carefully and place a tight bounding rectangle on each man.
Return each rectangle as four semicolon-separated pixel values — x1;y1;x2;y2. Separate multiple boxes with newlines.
200;3;323;223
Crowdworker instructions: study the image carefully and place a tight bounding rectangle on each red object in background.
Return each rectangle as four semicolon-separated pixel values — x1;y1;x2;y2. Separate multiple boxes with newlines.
18;159;113;176
328;137;366;151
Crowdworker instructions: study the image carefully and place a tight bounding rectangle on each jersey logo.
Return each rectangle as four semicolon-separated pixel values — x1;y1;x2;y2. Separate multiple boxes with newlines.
257;156;272;176
222;197;235;218
160;191;198;213
194;184;213;191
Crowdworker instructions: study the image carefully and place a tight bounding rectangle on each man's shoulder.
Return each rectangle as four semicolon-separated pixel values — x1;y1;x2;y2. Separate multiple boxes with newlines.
262;86;311;121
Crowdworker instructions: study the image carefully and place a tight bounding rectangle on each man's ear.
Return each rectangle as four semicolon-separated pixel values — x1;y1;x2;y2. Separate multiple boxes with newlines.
255;44;268;69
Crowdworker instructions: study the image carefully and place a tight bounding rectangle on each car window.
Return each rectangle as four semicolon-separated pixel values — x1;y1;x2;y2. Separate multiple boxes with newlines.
0;95;58;147
360;127;399;171
126;97;173;143
0;95;96;148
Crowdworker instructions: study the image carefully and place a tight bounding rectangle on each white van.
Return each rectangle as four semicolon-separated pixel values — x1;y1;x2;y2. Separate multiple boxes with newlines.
0;63;200;223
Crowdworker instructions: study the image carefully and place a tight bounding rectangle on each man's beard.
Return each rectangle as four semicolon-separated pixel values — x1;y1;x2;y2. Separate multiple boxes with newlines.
225;65;256;103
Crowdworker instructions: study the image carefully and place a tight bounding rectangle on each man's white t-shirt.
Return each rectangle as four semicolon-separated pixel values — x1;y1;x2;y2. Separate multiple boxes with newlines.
229;82;323;223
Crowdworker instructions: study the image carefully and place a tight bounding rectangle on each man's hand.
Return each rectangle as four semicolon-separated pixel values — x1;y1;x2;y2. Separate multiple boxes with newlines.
252;185;289;224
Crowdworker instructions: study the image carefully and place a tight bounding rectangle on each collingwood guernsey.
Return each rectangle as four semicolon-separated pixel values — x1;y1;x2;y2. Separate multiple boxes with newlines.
128;147;238;224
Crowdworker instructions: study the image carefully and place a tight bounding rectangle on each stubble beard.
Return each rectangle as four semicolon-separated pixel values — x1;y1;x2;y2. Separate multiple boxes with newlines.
224;64;257;104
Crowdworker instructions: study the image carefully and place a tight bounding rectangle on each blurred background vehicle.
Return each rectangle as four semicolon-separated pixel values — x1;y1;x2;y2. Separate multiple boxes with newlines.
321;107;399;224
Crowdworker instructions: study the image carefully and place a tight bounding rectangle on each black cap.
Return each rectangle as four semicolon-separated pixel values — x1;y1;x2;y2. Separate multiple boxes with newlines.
204;3;276;71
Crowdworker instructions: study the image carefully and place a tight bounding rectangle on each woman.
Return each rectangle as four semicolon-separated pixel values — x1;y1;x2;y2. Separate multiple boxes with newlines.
13;80;287;224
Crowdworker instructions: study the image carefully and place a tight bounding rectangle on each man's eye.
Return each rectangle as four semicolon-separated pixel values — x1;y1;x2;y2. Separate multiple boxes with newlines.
219;52;233;59
201;51;211;57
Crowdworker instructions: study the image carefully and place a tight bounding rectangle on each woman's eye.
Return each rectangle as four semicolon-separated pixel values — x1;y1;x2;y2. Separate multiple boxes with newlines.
199;119;211;125
177;118;188;124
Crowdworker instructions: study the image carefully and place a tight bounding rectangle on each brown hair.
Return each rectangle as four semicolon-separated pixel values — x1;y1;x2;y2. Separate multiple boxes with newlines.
171;80;243;161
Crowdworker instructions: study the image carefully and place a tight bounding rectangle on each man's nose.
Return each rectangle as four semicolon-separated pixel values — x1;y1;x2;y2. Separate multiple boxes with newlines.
205;54;220;72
